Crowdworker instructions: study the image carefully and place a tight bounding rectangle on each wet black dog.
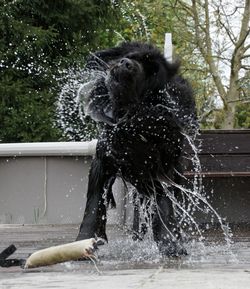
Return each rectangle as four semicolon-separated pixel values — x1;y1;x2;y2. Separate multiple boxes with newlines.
76;42;198;256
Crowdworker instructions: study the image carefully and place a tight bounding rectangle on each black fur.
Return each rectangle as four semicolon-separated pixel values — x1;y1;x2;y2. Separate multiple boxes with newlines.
77;42;198;256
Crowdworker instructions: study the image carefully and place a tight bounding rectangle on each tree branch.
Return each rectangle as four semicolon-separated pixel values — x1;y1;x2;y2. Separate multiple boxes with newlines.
191;0;228;107
199;107;222;123
243;43;250;53
214;2;238;45
171;0;194;17
241;65;250;70
230;0;250;81
227;98;250;104
241;54;250;59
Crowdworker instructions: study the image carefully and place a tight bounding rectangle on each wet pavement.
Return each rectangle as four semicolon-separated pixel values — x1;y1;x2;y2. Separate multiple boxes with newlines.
0;224;250;288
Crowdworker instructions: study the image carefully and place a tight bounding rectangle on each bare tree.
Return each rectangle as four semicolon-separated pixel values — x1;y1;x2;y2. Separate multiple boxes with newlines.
171;0;249;128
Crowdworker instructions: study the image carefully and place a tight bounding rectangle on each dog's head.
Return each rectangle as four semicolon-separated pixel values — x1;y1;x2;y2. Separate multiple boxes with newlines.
83;42;196;128
104;43;180;109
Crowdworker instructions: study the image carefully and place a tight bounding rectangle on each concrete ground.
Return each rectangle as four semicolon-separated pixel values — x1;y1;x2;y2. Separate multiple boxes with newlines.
0;224;250;288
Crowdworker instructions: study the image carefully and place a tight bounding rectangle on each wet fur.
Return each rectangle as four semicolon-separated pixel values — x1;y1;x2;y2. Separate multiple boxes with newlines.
77;42;197;256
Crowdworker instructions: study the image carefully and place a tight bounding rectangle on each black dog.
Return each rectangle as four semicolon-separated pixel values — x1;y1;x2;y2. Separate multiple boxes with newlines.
76;42;198;256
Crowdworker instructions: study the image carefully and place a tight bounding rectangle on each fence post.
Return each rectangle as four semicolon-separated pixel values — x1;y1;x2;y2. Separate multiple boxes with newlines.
164;33;172;62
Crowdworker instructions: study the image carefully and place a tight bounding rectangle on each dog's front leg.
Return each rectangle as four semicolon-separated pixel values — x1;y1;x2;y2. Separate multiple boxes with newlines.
76;157;111;242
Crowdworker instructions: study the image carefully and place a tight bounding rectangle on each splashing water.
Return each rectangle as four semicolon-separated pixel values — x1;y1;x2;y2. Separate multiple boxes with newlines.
55;15;235;263
57;67;235;263
108;130;236;266
57;0;152;140
180;132;233;248
119;1;151;41
156;127;233;249
57;66;102;141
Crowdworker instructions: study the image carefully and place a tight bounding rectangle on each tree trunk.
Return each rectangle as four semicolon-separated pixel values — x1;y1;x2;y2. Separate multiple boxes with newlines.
222;102;236;129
